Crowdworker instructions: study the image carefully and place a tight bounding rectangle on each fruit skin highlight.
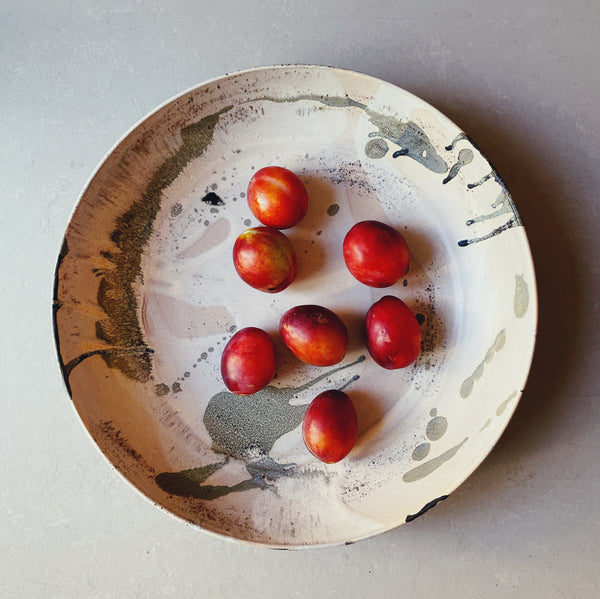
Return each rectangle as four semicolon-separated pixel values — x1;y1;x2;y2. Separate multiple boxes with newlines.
365;295;422;369
247;166;308;229
220;327;277;395
233;226;297;293
302;390;358;463
279;305;348;367
343;220;410;288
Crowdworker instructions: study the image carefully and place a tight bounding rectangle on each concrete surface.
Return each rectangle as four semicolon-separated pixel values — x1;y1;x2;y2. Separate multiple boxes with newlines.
1;1;598;597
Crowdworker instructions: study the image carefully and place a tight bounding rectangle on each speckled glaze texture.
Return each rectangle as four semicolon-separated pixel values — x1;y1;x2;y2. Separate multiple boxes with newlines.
53;65;537;548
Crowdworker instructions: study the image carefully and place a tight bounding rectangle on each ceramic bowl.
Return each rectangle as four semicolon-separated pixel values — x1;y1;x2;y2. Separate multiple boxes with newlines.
54;65;537;548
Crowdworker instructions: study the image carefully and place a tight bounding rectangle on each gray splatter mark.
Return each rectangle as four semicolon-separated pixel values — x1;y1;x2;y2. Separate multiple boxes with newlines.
403;438;468;483
514;274;529;318
426;413;448;441
155;356;366;500
170;202;183;217
496;391;518;417
327;203;340;216
364;137;389;159
256;93;522;247
411;443;430;461
204;357;365;458
479;419;491;432
442;148;474;184
460;330;507;398
411;409;447;462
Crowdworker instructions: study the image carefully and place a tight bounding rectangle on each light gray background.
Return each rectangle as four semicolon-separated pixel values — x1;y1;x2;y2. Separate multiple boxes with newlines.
2;1;599;597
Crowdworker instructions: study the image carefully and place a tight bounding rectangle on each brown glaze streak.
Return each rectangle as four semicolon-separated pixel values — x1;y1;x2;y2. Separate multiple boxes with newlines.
94;107;232;382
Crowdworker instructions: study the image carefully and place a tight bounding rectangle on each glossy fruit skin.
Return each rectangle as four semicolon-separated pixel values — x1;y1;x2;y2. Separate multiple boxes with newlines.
247;166;308;229
220;327;277;395
233;226;297;293
302;390;358;463
279;305;348;367
365;295;421;369
343;220;410;287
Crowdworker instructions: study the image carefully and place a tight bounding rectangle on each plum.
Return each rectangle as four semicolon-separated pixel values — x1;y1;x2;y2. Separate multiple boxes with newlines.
302;390;358;463
247;166;308;229
343;220;409;287
365;295;421;369
279;305;348;366
233;226;297;293
220;327;277;395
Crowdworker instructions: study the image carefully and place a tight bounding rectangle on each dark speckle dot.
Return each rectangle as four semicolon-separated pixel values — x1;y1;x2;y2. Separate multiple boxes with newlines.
244;219;251;226
416;313;426;325
202;192;224;206
155;383;170;396
327;204;340;216
184;371;190;378
170;203;183;217
172;382;182;393
208;347;214;353
403;279;408;287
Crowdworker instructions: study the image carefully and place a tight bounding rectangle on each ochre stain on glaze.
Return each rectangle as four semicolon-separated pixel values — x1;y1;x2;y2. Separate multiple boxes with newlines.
93;107;231;382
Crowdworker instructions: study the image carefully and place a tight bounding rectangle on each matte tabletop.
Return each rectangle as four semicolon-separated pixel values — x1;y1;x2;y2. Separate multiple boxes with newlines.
2;1;598;597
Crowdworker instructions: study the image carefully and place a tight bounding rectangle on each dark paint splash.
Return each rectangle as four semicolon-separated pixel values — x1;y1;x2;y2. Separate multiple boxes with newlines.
259;94;522;247
257;94;448;174
156;356;365;500
405;495;449;523
205;355;365;458
201;191;225;206
447;133;523;247
61;347;155;396
62;107;231;385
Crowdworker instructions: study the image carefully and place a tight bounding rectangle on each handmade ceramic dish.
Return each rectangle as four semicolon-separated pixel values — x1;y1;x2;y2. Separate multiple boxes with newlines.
53;65;537;548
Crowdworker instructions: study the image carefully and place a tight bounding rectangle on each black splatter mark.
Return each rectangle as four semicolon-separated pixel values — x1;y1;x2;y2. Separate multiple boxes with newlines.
405;495;449;522
202;192;225;206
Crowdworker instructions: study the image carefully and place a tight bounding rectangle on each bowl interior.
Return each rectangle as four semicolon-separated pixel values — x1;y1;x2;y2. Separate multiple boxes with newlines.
54;65;536;548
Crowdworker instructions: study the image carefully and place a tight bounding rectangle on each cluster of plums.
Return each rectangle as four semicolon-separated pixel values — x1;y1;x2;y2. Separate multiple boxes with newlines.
221;166;422;463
